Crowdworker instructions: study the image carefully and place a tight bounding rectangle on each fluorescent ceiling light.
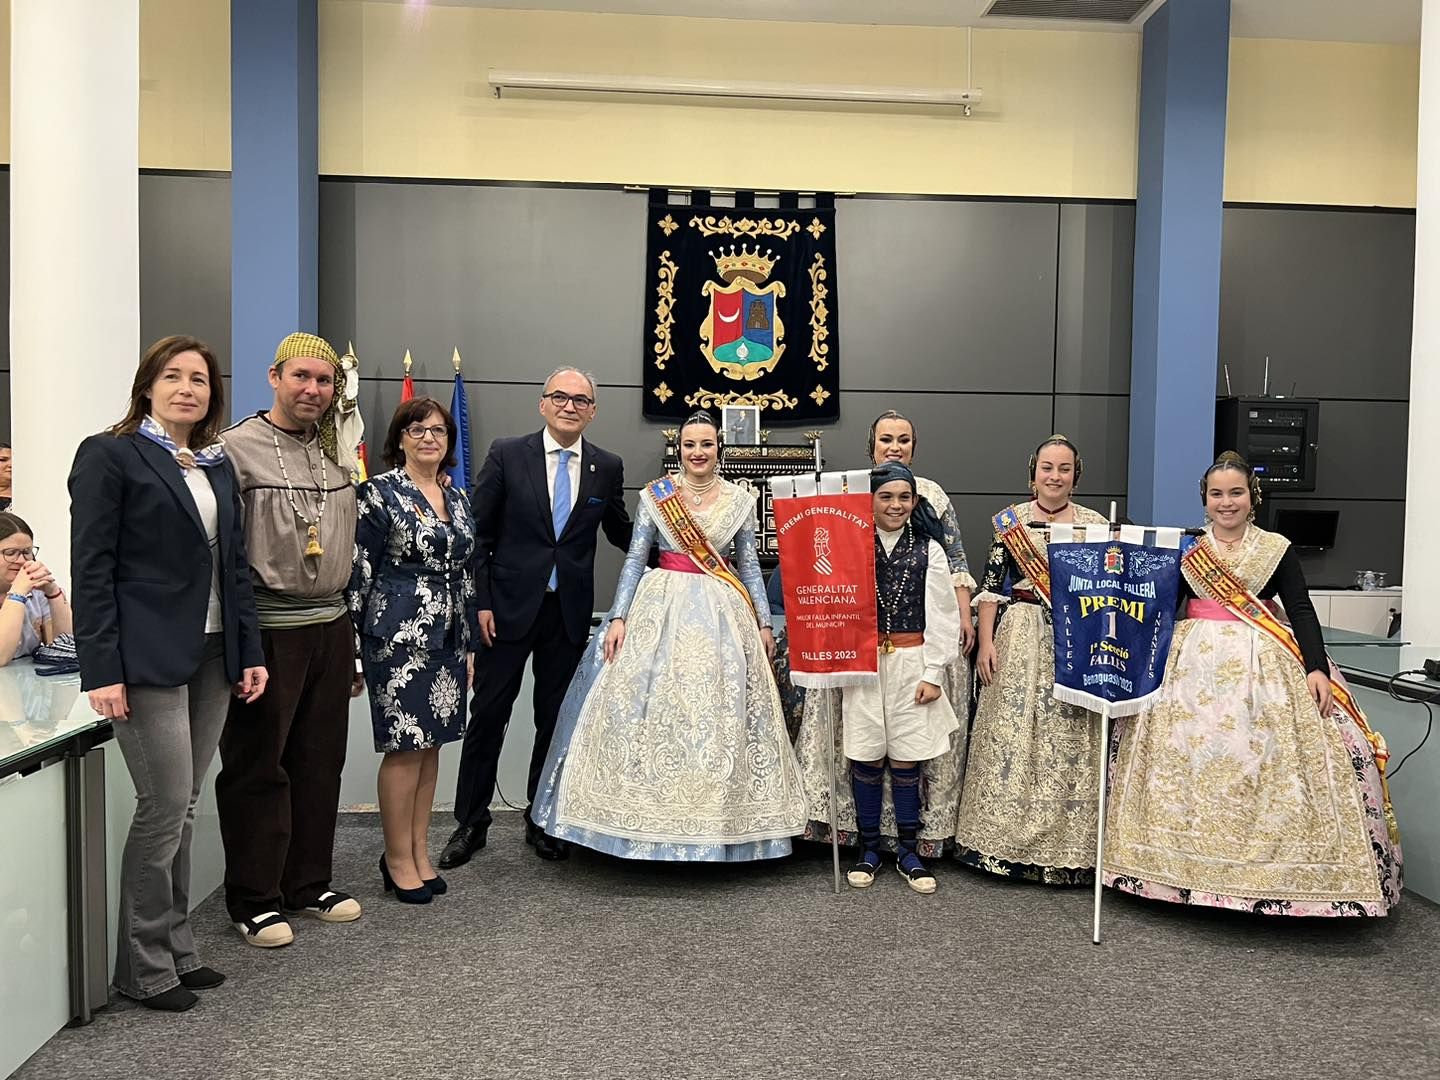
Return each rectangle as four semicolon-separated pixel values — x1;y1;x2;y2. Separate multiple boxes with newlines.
487;69;982;111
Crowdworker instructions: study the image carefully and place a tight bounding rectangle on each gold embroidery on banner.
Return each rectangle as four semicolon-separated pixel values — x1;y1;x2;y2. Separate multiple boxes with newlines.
657;213;679;237
807;216;827;239
688;214;801;240
809;384;831;406
652;382;674;404
683;387;799;412
652;251;678;370
808;254;831;372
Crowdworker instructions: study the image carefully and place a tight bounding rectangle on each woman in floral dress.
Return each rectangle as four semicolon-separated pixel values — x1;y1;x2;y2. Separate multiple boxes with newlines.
349;397;475;903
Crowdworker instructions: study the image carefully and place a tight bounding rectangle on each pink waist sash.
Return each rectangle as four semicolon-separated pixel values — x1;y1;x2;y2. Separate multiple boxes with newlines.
658;551;704;575
1187;598;1242;623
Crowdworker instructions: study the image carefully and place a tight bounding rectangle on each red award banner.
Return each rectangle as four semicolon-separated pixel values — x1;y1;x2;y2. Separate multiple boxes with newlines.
774;492;879;688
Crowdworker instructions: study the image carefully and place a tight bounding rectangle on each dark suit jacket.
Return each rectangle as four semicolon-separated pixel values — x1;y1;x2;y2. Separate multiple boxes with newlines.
470;431;632;645
69;432;264;690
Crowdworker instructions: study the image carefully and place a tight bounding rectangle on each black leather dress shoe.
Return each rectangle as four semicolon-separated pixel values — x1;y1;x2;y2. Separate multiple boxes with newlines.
438;824;487;869
525;818;570;861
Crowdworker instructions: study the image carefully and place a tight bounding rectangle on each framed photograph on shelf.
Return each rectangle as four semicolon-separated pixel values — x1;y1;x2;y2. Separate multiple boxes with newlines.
721;405;760;446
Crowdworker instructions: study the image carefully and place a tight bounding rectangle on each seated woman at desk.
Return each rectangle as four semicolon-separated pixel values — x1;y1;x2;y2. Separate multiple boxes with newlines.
0;511;72;665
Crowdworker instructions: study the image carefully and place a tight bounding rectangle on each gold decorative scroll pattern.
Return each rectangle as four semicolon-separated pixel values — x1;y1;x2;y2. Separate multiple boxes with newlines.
808;254;830;372
684;387;800;412
653;251;678;371
688;215;801;240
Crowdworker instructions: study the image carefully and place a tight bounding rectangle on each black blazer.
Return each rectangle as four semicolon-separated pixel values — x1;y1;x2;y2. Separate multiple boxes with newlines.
69;433;264;690
471;431;632;645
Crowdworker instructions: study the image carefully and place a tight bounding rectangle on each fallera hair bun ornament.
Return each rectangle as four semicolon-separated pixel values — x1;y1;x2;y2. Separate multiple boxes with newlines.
1027;433;1084;485
1198;450;1263;508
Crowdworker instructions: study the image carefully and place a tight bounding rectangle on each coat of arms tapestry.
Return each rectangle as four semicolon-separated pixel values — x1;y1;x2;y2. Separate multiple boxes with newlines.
643;190;840;424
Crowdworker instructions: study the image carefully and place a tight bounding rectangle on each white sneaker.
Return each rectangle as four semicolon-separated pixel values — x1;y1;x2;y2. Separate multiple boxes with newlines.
234;911;295;948
288;890;362;923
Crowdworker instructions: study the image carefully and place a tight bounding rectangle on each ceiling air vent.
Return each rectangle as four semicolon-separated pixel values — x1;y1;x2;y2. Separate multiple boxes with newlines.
983;0;1152;22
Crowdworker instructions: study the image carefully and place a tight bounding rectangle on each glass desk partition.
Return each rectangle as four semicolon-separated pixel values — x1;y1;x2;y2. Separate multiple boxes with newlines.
1332;641;1440;905
0;660;112;1080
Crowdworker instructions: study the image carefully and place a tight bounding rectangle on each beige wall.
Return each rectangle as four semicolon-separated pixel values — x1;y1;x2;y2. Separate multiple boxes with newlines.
318;4;1141;198
1225;37;1419;207
0;1;1425;207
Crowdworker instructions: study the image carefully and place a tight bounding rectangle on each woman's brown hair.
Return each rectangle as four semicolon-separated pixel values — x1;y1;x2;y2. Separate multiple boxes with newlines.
110;335;227;448
383;397;458;470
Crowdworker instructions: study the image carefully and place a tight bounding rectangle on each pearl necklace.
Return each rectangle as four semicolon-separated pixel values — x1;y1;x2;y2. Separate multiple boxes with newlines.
681;472;719;507
270;417;328;557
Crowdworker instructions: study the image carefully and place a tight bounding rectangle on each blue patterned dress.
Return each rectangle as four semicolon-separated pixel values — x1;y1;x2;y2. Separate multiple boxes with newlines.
348;469;476;752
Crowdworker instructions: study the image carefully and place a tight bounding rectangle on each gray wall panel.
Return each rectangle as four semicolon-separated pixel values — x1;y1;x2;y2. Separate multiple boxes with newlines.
1267;498;1404;590
837;199;1059;393
798;390;1053;491
321;183;646;387
139;175;232;375
1218;208;1414;401
1304;400;1408;502
1052;394;1129;499
1055;203;1133;395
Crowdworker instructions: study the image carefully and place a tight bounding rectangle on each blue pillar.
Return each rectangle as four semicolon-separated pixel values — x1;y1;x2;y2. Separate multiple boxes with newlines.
230;0;318;419
1128;0;1230;526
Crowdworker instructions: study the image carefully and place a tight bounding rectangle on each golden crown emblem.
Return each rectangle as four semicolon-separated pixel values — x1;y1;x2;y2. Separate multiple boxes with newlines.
710;244;779;284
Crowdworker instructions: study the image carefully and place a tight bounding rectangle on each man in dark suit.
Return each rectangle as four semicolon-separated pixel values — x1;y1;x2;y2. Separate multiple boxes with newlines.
441;368;632;865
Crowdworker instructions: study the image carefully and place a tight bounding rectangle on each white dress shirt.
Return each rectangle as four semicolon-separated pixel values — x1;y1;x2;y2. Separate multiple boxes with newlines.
183;466;224;633
542;429;583;513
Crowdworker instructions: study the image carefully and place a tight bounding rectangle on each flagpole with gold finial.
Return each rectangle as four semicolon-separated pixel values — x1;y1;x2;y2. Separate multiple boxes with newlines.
401;349;415;402
452;346;462;374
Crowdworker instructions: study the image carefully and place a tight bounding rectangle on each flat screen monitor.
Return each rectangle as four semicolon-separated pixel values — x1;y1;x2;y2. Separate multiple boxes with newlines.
1272;507;1339;550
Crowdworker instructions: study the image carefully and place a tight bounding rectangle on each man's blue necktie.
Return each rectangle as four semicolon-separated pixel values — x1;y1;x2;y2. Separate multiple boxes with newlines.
548;449;573;590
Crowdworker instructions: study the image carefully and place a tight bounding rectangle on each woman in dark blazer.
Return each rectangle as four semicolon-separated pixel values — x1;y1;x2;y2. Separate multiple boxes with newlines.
348;397;475;904
69;335;267;1013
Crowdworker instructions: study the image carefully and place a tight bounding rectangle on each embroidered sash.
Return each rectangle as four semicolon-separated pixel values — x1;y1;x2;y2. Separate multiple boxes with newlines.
646;477;757;620
993;504;1054;606
1182;537;1391;781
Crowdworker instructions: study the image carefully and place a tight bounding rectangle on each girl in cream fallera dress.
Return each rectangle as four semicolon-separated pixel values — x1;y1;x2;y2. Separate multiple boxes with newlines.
1104;454;1400;915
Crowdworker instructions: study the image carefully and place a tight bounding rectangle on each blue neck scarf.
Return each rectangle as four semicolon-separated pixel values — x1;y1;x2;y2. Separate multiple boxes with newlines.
139;415;226;469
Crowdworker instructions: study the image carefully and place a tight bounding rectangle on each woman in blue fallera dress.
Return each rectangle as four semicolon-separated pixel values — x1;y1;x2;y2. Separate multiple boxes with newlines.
349;397;475;902
532;411;806;860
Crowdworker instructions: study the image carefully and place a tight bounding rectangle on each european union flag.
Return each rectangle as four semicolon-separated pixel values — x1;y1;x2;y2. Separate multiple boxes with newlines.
448;371;472;494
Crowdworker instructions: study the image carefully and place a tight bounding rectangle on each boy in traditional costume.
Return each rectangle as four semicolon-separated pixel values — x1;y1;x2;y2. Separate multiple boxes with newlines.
844;463;963;894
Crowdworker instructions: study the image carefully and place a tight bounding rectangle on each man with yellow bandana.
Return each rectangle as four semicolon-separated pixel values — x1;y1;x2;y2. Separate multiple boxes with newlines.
216;332;363;948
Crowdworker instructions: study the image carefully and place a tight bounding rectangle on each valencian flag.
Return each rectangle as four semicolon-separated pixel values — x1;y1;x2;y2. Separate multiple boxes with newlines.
448;348;472;494
643;189;840;424
1047;523;1183;716
770;472;878;687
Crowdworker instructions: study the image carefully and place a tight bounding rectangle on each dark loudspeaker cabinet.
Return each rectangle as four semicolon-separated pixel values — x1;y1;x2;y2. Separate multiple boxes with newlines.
1214;396;1320;492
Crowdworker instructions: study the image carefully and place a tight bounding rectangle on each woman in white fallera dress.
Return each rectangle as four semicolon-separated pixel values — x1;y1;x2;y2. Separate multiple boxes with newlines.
532;411;806;860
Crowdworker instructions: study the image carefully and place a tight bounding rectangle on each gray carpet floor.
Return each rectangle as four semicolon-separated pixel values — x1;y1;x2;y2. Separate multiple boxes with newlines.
17;813;1440;1080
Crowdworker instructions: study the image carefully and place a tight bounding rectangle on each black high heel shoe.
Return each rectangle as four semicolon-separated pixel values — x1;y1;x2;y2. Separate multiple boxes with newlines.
379;854;432;904
422;874;448;896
